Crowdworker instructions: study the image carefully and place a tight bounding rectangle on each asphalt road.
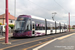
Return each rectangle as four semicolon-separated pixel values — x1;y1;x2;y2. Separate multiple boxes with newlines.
0;30;75;50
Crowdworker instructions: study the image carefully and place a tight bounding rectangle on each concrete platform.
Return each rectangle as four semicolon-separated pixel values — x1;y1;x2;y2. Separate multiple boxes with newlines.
33;33;75;50
0;33;12;40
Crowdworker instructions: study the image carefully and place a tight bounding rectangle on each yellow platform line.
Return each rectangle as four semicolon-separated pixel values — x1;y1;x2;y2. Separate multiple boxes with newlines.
57;33;75;40
23;39;56;50
10;39;24;42
22;41;48;50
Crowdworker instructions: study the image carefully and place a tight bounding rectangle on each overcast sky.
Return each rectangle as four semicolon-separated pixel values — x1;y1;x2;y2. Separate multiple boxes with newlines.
0;0;75;25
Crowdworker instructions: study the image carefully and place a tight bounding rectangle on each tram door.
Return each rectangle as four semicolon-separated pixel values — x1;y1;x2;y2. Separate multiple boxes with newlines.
50;24;53;34
62;26;63;32
32;21;35;36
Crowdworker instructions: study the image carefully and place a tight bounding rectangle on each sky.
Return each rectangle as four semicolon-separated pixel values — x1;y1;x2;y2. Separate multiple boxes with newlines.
0;0;75;25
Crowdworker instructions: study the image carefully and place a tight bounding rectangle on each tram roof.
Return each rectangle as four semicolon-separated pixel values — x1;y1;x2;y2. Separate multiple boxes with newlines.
31;15;55;22
46;19;55;22
19;15;67;25
31;15;45;21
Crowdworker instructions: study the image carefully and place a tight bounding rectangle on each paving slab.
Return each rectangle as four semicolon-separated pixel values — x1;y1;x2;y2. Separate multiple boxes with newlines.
34;33;75;50
0;33;12;40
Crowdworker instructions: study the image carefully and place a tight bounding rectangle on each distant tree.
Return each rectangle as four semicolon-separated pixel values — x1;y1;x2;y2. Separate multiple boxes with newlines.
0;23;2;25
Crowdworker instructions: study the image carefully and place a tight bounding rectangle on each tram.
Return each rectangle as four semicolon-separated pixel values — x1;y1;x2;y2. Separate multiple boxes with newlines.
13;15;67;37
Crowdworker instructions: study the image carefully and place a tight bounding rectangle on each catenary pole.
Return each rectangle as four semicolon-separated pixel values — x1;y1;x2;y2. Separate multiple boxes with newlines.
5;0;9;43
69;13;70;32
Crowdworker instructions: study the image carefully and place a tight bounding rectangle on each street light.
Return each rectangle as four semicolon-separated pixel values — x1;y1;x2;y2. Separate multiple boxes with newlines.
14;0;16;20
52;12;57;34
52;12;57;21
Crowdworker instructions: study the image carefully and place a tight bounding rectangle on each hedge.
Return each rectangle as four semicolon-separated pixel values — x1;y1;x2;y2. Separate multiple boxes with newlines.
9;24;15;29
0;23;2;25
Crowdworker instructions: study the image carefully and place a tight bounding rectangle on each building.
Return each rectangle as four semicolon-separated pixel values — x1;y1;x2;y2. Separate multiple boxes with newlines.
0;12;17;25
72;25;75;29
68;25;73;29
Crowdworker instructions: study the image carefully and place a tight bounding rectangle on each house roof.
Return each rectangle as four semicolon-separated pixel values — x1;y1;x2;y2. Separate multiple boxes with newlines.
72;25;75;27
0;12;17;20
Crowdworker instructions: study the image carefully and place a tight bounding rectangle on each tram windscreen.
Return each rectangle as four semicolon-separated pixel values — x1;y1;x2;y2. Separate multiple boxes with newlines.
15;21;25;30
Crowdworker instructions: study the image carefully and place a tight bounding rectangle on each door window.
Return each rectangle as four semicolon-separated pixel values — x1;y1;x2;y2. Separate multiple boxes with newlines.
26;20;31;30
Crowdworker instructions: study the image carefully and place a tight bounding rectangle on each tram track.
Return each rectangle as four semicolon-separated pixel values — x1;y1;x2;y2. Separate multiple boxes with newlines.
0;32;73;50
0;32;68;43
0;31;74;42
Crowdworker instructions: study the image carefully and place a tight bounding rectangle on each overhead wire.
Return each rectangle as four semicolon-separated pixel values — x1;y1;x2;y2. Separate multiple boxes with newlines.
54;0;69;24
27;0;51;13
54;0;69;12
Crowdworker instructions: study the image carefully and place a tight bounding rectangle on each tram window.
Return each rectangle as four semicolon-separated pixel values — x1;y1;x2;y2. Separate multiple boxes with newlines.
36;26;42;30
53;27;55;29
56;23;60;30
40;26;42;30
33;31;35;34
27;25;29;30
42;26;45;30
39;24;44;30
33;24;35;29
35;24;38;30
36;26;39;30
47;27;50;30
62;26;64;29
35;24;45;30
64;25;67;29
42;25;44;30
64;26;65;29
26;20;30;30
